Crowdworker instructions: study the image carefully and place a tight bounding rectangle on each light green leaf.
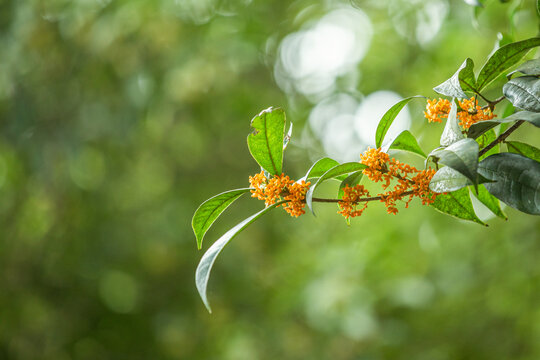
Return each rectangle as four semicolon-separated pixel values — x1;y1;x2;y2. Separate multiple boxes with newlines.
305;162;368;215
440;100;465;146
192;189;251;250
303;157;340;181
478;153;540;215
430;138;479;186
507;58;540;79
375;96;423;148
471;185;507;220
195;200;285;313
476;37;540;91
433;58;477;98
506;141;540;162
430;187;486;225
468;111;540;139
476;129;498;160
247;107;285;175
503;76;540;112
429;167;473;193
382;130;426;158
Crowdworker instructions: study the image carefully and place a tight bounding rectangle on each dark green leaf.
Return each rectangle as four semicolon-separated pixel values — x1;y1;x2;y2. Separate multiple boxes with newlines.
382;130;426;158
192;189;251;250
430;138;479;185
305;162;368;215
195;200;285;313
375;96;423;148
430;187;486;225
478;153;540;215
471;185;507;219
429;167;473;193
507;58;540;79
440;100;465;146
506;141;540;162
433;58;477;98
303;157;340;181
468;111;540;139
476;37;540;91
247;107;285;175
503;77;540;112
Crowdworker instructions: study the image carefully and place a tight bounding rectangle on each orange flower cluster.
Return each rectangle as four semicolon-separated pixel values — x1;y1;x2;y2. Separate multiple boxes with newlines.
338;185;370;219
248;171;310;217
424;97;495;129
353;147;438;216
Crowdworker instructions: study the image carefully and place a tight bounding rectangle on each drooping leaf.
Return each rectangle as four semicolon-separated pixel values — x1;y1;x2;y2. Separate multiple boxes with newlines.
507;58;540;79
429;166;473;193
433;58;477;98
382;130;426;158
305;162;368;214
430;187;486;225
192;188;251;250
468;111;540;139
440;100;465;146
471;185;507;219
478;153;540;215
302;157;340;181
195;200;285;313
476;37;540;91
375;96;423;148
430;138;479;186
247;107;286;175
503;76;540;112
506;141;540;162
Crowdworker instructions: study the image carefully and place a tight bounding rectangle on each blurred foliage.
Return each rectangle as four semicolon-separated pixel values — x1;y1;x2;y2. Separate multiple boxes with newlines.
0;0;540;359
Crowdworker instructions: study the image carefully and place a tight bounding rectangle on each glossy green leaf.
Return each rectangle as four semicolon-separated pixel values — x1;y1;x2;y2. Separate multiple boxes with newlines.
337;171;363;199
192;188;251;250
303;157;340;181
195;200;285;313
503;76;540;112
476;37;540;91
375;96;423;148
305;162;368;215
506;141;540;162
430;138;479;186
382;130;426;158
471;185;507;219
433;58;477;98
247;107;285;175
507;58;540;79
440;100;465;146
429;167;473;193
468;111;540;139
430;187;486;225
478;153;540;215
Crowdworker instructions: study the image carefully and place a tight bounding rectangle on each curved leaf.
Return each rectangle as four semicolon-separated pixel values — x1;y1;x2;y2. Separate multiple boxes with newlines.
305;162;368;215
192;189;251;249
302;157;340;181
195;201;285;313
429;167;473;193
382;130;426;158
440;100;465;146
433;58;476;98
247;107;286;175
337;171;363;199
430;138;479;186
471;185;507;220
430;187;486;225
468;110;540;138
375;96;423;148
503;77;540;112
283;121;293;150
507;58;540;79
506;141;540;162
478;153;540;215
476;37;540;91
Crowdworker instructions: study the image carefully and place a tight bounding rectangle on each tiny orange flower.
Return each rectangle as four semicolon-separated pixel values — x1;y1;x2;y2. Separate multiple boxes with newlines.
424;98;451;123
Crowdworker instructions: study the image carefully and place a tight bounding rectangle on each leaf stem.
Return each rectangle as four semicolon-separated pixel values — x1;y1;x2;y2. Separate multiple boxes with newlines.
478;120;525;157
311;190;415;204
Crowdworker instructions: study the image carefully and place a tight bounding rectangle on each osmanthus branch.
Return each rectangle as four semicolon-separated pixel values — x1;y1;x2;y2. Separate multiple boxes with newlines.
478;120;525;157
311;190;415;204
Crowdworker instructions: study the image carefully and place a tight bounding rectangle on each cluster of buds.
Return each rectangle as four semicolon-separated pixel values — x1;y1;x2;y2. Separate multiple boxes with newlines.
424;97;495;129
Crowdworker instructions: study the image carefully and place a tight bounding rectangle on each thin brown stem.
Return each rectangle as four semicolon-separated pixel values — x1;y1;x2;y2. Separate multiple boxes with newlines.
311;190;415;204
478;120;525;157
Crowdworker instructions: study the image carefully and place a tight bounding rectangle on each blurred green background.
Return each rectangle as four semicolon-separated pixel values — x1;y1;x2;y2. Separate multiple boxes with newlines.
1;0;540;359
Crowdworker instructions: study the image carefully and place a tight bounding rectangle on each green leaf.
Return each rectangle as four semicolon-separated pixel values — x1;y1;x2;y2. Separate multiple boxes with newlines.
429;167;473;193
476;129;498;160
440;100;465;146
305;162;368;215
471;185;507;219
375;96;423;148
283;121;293;150
468;111;540;139
195;200;285;313
303;157;340;181
430;138;479;186
247;107;286;175
433;58;477;98
478;153;540;215
506;141;540;162
337;171;363;199
503;76;540;112
430;187;486;225
382;130;426;158
507;58;540;79
192;189;251;250
476;37;540;91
